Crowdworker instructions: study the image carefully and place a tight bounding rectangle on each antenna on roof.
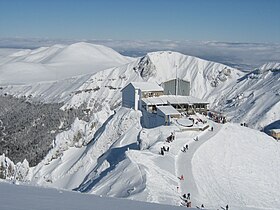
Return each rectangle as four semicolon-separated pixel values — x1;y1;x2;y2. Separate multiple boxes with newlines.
175;65;178;95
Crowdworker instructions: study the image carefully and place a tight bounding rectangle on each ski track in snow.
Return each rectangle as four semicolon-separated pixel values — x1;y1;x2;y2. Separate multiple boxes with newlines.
176;122;222;208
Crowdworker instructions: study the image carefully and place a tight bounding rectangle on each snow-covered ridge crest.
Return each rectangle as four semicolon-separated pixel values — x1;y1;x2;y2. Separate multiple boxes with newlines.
0;44;280;209
1;47;278;129
139;51;243;100
257;62;280;73
0;42;135;84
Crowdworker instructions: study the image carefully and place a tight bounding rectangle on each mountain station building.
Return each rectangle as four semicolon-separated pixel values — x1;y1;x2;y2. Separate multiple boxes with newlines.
121;81;209;128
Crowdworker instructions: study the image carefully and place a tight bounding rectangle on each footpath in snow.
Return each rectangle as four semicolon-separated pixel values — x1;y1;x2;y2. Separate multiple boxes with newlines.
172;122;221;209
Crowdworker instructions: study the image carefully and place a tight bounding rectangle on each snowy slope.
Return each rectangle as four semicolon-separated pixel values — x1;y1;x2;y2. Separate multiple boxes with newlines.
213;62;280;129
0;42;134;84
0;50;244;111
192;123;280;210
133;51;243;100
0;45;279;210
28;108;142;190
0;181;186;210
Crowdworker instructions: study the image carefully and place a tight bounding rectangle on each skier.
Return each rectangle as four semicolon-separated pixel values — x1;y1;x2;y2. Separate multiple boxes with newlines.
201;204;204;209
179;175;184;180
187;192;190;199
183;193;187;199
226;204;229;210
186;144;189;150
160;148;164;155
211;126;213;131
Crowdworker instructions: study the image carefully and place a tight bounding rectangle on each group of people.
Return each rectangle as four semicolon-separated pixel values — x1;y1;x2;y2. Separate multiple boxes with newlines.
208;111;227;124
240;122;248;127
160;146;170;155
181;144;189;152
166;132;175;143
181;193;192;207
160;132;176;155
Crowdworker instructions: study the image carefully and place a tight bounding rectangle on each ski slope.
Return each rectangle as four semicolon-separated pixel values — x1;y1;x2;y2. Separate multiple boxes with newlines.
192;123;280;210
0;181;186;210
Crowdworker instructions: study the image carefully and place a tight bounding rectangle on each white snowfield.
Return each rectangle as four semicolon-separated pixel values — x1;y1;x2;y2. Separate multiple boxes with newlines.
5;109;277;210
0;181;187;210
192;123;280;210
0;42;134;84
1;44;279;128
0;43;280;210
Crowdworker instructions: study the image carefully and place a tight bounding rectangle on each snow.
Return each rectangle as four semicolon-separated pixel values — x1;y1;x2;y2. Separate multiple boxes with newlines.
1;47;277;129
0;181;186;210
0;42;135;84
142;95;209;105
192;123;280;209
157;106;180;115
0;44;279;210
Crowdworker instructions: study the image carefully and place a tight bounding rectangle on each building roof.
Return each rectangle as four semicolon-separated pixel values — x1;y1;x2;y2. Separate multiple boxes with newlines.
142;95;209;105
130;82;164;92
271;129;280;133
163;78;190;84
157;106;180;116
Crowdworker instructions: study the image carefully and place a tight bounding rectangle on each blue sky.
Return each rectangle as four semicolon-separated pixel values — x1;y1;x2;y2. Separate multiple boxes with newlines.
0;0;279;42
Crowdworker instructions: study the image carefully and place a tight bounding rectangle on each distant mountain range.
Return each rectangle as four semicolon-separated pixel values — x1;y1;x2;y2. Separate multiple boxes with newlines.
0;42;279;210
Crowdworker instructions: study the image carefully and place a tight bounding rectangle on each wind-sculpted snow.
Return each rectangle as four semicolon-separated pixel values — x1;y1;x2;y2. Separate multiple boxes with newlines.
213;62;280;129
0;42;134;84
27;108;142;191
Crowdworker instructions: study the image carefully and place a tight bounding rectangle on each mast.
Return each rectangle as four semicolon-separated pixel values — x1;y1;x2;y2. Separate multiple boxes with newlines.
175;65;178;95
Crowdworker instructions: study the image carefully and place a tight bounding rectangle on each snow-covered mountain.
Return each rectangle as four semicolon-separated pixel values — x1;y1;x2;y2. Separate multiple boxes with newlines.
0;42;134;84
213;62;280;129
2;50;278;129
0;43;279;210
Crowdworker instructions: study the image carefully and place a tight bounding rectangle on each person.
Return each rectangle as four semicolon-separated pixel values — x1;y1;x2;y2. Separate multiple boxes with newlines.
201;204;204;208
183;193;186;199
186;144;189;150
187;192;190;199
211;126;213;131
167;146;170;152
182;146;186;152
160;148;164;155
226;204;229;210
